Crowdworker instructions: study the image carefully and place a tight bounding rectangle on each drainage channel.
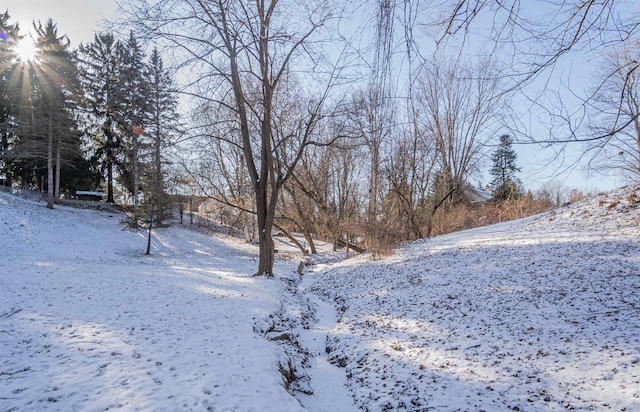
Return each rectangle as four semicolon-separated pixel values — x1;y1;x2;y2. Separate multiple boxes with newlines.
295;268;356;411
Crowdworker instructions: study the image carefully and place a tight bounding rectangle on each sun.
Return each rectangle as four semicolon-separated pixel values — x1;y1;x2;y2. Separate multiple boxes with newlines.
15;38;37;62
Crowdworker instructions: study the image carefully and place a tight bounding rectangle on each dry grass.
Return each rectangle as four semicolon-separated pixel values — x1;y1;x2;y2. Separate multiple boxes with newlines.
364;196;558;256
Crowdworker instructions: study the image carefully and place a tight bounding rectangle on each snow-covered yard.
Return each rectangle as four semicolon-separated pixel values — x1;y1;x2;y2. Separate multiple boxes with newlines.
0;193;307;411
1;184;639;411
310;184;640;411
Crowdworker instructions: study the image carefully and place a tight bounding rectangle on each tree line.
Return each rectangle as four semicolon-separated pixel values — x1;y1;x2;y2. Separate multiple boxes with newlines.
0;12;179;236
116;0;565;270
1;1;638;275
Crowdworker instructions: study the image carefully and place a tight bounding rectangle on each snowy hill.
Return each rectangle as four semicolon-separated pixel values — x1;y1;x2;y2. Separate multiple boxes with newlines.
1;184;639;411
310;184;640;411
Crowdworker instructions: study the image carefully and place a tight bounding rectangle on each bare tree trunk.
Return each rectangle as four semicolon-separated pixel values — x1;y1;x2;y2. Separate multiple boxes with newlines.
55;134;61;203
256;193;276;276
132;132;139;207
47;114;54;209
274;223;307;255
368;145;379;219
284;184;317;254
346;232;350;259
304;232;317;255
240;212;252;242
107;161;114;203
146;213;153;255
0;132;8;187
425;187;456;238
189;197;194;225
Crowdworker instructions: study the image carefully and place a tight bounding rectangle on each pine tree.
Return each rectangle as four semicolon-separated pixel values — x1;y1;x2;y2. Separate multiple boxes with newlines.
0;12;20;187
119;32;149;208
78;33;125;203
32;19;82;206
7;19;80;206
489;134;522;201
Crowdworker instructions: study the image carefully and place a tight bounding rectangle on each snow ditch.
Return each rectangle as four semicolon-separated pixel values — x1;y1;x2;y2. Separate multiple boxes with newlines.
253;262;357;411
296;267;357;411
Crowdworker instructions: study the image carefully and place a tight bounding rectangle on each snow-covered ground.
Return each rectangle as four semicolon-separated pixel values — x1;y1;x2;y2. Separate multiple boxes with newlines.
1;184;639;411
0;193;307;411
310;184;640;411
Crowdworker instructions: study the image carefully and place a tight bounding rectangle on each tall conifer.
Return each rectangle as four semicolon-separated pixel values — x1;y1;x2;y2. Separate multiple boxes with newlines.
78;33;125;203
489;134;522;201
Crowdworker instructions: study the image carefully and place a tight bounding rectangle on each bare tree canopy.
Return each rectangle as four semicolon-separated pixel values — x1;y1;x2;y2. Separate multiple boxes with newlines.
118;0;342;275
427;0;639;181
436;1;638;79
586;42;640;178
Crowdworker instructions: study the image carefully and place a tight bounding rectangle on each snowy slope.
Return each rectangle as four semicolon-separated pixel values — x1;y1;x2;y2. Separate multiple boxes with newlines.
0;193;305;411
309;184;640;411
2;184;639;412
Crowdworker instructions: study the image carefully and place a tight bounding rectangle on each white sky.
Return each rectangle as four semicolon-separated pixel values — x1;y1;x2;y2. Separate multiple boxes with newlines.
0;0;116;47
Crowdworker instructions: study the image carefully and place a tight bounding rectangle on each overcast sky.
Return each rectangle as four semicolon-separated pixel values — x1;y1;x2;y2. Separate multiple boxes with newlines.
1;0;116;47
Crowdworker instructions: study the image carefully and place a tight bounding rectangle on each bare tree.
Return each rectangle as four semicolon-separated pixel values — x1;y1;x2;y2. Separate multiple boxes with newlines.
383;118;435;240
359;0;397;222
538;180;567;207
586;43;640;179
286;123;362;253
434;0;640;166
121;0;339;275
419;58;502;195
347;85;394;223
189;102;256;241
415;58;504;236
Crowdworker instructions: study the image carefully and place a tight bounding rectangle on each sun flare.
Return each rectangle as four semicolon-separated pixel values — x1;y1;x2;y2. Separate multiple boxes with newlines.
16;38;37;62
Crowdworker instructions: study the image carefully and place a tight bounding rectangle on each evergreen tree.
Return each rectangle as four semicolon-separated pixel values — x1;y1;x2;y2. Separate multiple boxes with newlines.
119;32;149;207
32;19;82;206
7;19;81;205
145;47;178;220
78;33;125;203
0;12;21;187
489;134;522;201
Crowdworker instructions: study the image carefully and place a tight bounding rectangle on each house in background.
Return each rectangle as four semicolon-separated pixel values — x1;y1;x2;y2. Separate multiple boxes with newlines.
464;186;493;203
